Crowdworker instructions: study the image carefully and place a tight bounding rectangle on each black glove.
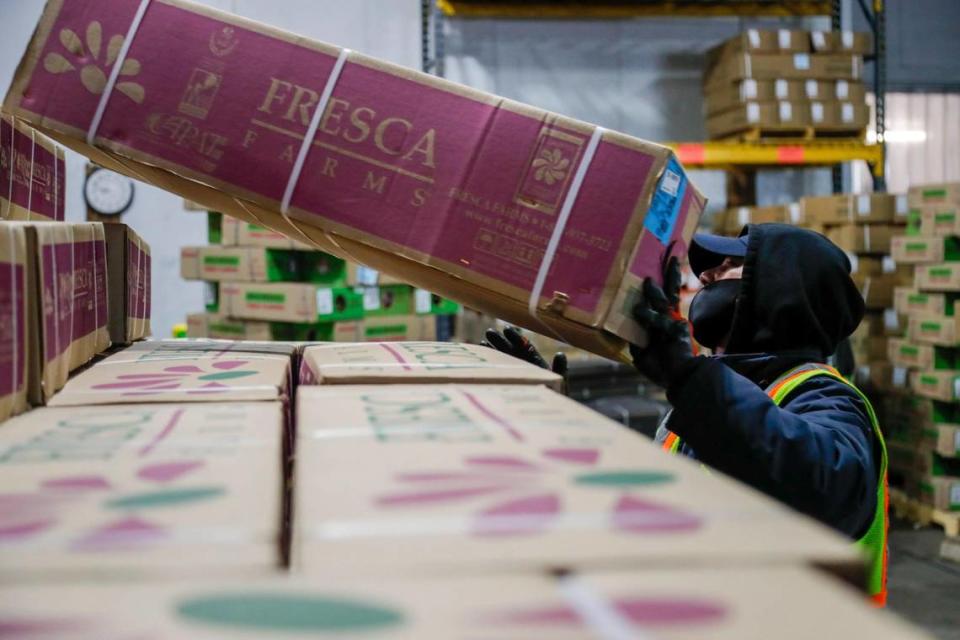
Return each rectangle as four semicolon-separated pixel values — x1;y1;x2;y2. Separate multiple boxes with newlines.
482;326;569;378
629;257;697;388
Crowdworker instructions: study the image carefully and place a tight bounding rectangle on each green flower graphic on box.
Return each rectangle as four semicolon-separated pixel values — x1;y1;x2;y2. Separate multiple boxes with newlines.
43;21;145;103
90;360;259;396
376;448;702;536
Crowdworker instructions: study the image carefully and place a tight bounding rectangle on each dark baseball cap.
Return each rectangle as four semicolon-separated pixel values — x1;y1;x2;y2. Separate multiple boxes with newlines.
688;227;750;276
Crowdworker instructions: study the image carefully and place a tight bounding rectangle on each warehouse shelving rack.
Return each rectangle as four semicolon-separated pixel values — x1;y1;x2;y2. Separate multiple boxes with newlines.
420;0;887;204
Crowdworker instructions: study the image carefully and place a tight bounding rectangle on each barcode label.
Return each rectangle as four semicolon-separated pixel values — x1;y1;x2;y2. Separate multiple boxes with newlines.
775;79;789;99
356;266;379;286
778;29;791;49
858;194;871;215
805;79;818;98
842;103;855;123
363;287;381;311
660;170;681;196
415;289;432;314
811;102;824;123
793;53;810;70
316;288;334;315
779;102;793;121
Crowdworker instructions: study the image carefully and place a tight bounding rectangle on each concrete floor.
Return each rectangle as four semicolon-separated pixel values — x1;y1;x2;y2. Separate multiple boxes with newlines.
888;518;960;639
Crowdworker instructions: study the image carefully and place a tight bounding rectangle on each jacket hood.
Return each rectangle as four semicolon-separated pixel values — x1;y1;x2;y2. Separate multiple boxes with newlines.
725;223;864;357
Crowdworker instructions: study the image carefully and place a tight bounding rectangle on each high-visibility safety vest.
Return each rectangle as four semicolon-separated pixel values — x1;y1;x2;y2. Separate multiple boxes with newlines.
661;362;889;606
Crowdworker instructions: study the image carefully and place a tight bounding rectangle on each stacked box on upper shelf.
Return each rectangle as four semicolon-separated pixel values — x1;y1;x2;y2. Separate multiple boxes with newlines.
183;212;460;344
702;30;871;141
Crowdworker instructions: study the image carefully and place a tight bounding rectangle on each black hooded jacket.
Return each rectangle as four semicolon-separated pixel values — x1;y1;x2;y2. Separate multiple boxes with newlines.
659;223;880;539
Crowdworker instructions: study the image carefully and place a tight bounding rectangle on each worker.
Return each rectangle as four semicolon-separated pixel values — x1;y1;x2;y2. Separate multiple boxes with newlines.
485;223;888;605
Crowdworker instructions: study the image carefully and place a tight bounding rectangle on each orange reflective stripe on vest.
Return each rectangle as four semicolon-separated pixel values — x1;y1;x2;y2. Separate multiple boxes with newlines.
661;362;889;606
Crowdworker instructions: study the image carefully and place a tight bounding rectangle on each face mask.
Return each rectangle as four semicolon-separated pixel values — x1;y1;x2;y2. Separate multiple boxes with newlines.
689;279;741;350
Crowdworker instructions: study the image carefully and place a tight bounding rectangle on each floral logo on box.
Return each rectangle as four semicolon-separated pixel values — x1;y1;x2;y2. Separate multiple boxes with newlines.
43;22;145;103
375;448;701;536
531;148;571;186
89;360;258;396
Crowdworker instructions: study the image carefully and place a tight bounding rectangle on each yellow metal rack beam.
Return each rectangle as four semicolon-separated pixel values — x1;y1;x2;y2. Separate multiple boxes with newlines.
436;1;833;18
665;141;884;177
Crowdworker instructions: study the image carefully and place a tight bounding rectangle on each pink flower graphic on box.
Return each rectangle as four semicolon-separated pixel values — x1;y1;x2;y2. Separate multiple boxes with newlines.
0;460;223;553
42;21;145;103
375;449;701;537
485;595;726;629
89;360;258;396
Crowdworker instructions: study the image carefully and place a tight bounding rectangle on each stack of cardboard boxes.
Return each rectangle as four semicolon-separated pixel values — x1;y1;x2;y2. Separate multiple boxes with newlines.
703;29;871;140
183;212;458;343
1;116;151;422
885;182;960;511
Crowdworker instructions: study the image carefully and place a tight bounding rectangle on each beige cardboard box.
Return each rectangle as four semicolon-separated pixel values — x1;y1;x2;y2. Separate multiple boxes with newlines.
0;115;66;222
704;52;863;88
48;339;295;407
186;311;215;338
715;203;798;234
911;370;960;402
300;342;562;389
908;313;959;346
180;246;200;280
918;203;960;236
827;224;896;254
855;362;910;394
706;101;809;138
0;565;929;639
895;288;955;316
811;30;874;54
13;222;110;403
892;236;956;264
710;29;813;57
4;0;708;362
345;261;408;287
704;79;865;116
852;273;895;309
294;384;861;580
222;214;313;249
848;255;912;284
0;223;29;421
801;194;898;226
935;424;960;458
103;222;151;344
909;182;960;209
888;338;937;369
851;335;888;362
916;263;960;291
919;475;960;511
0;402;284;577
219;282;366;323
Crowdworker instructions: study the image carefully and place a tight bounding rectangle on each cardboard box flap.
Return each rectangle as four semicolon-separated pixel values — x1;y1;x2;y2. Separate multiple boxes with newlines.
300;342;563;388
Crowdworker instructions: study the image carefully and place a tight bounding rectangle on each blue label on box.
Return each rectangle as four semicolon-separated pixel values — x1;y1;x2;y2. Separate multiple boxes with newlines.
645;156;687;246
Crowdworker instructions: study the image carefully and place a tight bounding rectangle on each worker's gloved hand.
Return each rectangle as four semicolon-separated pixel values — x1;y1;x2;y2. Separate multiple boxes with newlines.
482;326;569;378
629;257;696;388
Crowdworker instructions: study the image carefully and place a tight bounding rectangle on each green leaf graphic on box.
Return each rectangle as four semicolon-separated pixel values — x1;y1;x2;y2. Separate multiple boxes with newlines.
574;471;675;487
106;486;224;509
177;594;403;631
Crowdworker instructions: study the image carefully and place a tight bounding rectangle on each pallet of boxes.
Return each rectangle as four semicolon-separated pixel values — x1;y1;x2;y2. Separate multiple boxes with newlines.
1;114;151;423
182;211;458;343
886;182;960;536
703;29;871;141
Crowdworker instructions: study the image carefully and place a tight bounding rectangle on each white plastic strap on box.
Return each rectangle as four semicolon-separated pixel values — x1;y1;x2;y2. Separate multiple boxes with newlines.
558;575;645;640
86;0;152;146
69;225;76;341
778;29;791;50
26;129;35;218
861;276;871;302
743;53;752;77
812;30;826;51
836;80;849;100
527;126;604;319
8;230;18;395
4;117;13;219
92;228;101;336
863;225;870;252
53;148;59;220
50;229;61;356
281;48;352;215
